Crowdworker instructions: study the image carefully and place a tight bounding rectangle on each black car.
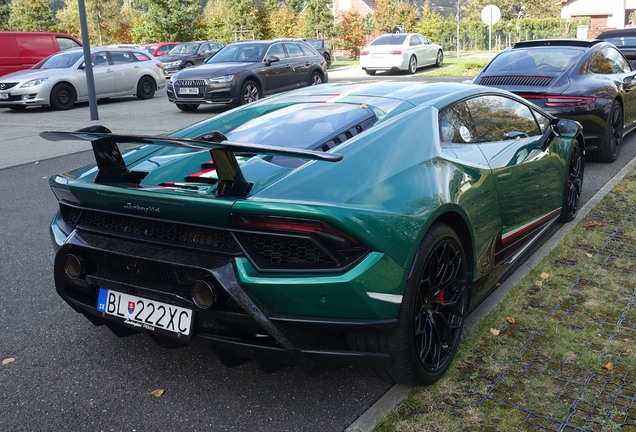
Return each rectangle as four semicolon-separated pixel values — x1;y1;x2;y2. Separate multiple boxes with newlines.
166;39;328;111
160;41;224;77
597;28;636;68
473;39;636;162
300;38;332;67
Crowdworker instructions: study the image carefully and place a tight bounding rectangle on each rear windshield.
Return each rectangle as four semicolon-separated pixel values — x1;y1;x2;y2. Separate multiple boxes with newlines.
371;34;407;45
485;47;583;74
601;36;636;47
225;103;376;150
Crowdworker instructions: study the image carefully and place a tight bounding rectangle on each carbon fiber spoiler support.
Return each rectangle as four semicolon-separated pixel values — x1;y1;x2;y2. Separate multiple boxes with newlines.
40;125;343;197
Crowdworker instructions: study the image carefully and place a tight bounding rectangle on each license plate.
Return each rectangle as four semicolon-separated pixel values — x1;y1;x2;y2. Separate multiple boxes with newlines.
178;87;199;94
97;288;192;336
0;93;8;100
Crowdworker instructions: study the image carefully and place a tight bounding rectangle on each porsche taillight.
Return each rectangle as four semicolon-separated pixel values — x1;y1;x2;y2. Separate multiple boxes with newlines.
517;93;596;108
230;214;369;273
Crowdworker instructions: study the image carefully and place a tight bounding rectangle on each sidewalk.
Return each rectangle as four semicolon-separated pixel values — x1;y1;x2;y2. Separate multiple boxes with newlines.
349;158;636;431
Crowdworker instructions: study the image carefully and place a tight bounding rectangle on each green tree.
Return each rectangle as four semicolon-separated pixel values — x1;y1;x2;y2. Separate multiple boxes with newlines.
132;0;200;43
373;0;397;35
395;2;418;33
0;0;9;30
265;3;300;39
300;0;333;39
57;0;122;45
417;1;445;42
8;0;56;31
465;0;560;21
337;8;365;59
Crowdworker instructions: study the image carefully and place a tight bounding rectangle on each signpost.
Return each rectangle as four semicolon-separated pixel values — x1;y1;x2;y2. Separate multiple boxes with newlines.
481;4;501;59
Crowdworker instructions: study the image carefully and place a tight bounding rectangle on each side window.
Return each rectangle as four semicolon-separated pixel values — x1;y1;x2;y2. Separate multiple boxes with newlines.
267;43;286;59
200;43;212;54
92;52;109;67
133;52;151;61
439;101;478;144
590;47;631;74
57;37;80;51
409;36;420;46
284;43;304;58
298;43;316;57
465;96;542;142
110;51;136;64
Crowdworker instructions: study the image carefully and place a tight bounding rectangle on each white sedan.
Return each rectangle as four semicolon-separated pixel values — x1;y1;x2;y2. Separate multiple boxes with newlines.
360;33;444;75
0;46;165;110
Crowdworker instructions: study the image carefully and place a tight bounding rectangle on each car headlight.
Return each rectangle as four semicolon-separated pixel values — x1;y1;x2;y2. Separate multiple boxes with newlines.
208;75;234;84
20;77;49;88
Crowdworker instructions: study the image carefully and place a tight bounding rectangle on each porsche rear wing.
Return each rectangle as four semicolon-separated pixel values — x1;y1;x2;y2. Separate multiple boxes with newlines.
41;125;343;197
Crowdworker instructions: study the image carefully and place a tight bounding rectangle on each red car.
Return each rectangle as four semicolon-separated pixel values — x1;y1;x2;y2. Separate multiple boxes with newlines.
143;42;180;58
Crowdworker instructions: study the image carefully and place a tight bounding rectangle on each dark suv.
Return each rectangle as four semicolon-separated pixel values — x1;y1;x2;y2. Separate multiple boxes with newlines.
160;41;224;77
166;39;328;111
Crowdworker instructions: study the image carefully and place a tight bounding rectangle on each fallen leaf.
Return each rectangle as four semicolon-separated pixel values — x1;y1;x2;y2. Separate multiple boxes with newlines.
150;389;165;398
583;221;604;228
613;186;624;193
534;280;543;288
490;328;500;336
2;357;16;365
586;253;593;258
505;316;515;324
604;362;614;371
540;272;550;280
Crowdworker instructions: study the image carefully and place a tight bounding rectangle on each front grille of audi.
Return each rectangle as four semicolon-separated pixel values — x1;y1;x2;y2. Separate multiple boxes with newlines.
174;79;206;99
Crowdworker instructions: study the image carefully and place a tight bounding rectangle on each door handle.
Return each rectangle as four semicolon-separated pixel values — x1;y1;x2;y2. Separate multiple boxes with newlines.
496;171;512;180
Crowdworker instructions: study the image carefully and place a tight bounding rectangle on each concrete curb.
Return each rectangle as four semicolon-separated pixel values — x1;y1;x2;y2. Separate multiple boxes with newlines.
344;154;636;432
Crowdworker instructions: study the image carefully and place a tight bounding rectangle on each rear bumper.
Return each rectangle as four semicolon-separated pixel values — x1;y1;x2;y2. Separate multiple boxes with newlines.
54;228;397;372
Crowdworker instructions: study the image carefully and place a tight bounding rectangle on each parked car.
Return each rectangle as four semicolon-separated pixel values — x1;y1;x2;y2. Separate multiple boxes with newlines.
42;81;583;385
597;29;636;68
166;39;327;111
472;39;636;162
359;32;443;75
0;46;165;110
300;38;332;67
160;41;224;77
143;42;181;58
0;31;81;77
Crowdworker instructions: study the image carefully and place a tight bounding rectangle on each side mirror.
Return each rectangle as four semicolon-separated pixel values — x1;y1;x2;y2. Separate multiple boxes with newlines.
539;118;580;151
265;55;280;66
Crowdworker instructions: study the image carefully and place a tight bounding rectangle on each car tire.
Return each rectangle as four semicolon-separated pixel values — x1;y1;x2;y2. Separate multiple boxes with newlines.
176;103;199;112
435;50;444;67
136;76;155;100
590;100;623;162
347;223;469;385
309;71;323;86
558;139;584;222
407;55;417;74
323;53;331;68
49;83;76;110
184;61;194;68
8;106;27;111
365;70;376;76
239;80;260;105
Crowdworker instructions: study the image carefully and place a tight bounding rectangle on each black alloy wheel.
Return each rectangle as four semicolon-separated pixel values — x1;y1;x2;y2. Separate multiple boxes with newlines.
49;83;76;110
310;71;323;86
593;100;623;162
559;140;584;222
136;76;155;100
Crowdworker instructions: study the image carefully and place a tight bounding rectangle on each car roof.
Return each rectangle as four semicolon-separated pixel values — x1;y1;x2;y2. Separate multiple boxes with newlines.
597;28;636;38
512;39;603;49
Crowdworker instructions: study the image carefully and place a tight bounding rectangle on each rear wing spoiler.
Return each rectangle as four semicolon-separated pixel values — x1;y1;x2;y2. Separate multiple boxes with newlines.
41;125;343;197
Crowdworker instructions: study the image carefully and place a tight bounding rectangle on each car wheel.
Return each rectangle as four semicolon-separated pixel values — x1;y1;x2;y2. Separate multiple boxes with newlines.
435;50;444;67
176;103;199;112
136;76;155;100
364;70;376;76
309;71;323;86
323;53;331;68
49;83;76;110
8;106;27;111
591;100;623;162
184;61;194;68
348;223;468;385
407;55;417;74
240;80;260;105
558;139;584;222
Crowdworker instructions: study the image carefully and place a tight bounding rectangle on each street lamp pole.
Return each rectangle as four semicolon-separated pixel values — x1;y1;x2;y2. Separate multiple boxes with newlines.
456;0;462;58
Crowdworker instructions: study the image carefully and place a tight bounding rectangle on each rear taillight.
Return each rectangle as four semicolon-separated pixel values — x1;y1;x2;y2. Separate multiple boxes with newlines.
388;50;402;55
517;93;595;108
230;214;369;272
360;50;369;56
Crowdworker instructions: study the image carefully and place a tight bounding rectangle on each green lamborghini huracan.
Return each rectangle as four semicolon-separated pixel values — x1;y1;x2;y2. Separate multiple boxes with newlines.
44;81;584;385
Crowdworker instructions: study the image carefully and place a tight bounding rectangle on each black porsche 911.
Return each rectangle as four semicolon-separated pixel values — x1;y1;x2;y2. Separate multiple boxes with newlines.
473;39;636;162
